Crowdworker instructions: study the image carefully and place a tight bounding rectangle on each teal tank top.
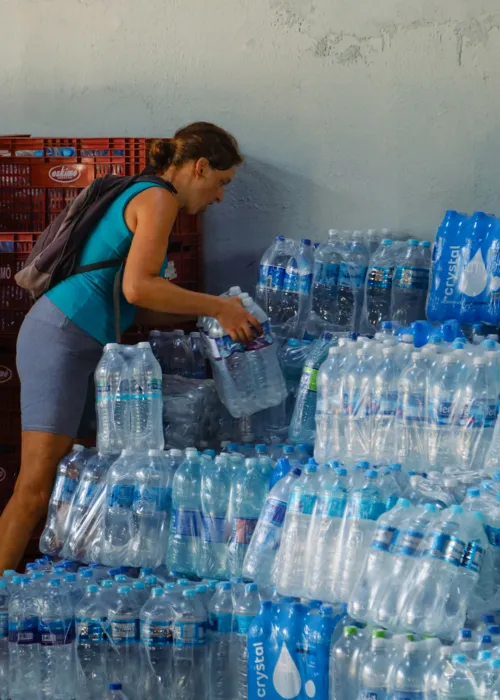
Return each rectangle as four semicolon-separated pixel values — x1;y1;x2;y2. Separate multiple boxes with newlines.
47;182;167;345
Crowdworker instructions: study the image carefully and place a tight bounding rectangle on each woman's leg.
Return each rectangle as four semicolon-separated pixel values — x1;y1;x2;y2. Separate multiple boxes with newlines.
0;431;73;572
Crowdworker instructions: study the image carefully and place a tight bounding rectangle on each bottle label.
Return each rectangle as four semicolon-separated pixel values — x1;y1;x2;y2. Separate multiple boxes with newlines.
201;514;227;543
76;616;107;643
53;475;78;505
40;618;76;646
338;263;368;289
423;532;465;566
140;619;173;646
261;497;288;527
109;618;139;644
9;616;39;644
428;399;455;426
344;389;371;417
288;491;317;515
357;689;388;700
313;260;324;284
95;381;111;403
299;365;318;393
462;542;484;573
324;263;340;288
209;334;244;361
146;377;162;399
133;485;171;513
458;399;497;428
299;273;313;295
0;612;7;640
245;321;274;352
316;494;346;519
370;524;399;552
393;528;425;557
348;498;386;521
173;621;205;647
397;393;425;423
372;391;398;416
283;261;299;293
172;509;200;537
367;266;394;290
79;480;99;509
394;265;428;290
209;612;233;634
108;484;135;509
232;517;258;545
260;263;285;291
236;614;253;635
485;525;500;547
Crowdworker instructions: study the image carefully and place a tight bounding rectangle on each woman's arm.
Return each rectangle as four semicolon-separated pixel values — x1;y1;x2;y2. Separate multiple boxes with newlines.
123;186;261;343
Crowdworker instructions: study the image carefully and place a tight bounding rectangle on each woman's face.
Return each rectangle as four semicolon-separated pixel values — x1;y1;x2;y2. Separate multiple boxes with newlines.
184;160;236;215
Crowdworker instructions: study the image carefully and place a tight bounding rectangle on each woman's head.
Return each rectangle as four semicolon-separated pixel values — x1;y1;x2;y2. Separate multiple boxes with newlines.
149;122;243;214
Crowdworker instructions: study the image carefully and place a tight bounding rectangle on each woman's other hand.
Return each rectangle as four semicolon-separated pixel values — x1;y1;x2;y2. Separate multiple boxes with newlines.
215;297;263;344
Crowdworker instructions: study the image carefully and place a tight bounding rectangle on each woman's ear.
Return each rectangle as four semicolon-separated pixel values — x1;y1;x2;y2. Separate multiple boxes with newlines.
194;157;210;179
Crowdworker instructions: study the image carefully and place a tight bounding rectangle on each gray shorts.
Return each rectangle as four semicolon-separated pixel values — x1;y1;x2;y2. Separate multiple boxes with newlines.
16;296;103;438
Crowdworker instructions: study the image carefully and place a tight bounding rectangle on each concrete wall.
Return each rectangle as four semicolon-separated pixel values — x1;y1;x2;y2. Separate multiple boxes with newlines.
2;0;500;292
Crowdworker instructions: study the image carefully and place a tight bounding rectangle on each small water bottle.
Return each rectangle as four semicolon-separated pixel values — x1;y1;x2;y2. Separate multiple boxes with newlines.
107;586;140;698
75;584;108;698
234;583;260;700
167;448;202;577
208;582;236;700
103;450;138;566
198;454;231;579
95;343;127;453
127;342;164;451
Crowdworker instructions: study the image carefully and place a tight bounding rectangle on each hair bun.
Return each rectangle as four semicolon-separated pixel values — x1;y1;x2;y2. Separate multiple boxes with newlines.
149;139;175;170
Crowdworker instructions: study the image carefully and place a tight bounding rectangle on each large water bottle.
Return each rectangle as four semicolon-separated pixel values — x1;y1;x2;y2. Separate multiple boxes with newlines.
392;239;430;325
458;212;494;325
39;444;89;556
329;625;365;700
255;235;290;331
242;466;302;586
172;589;207;700
95;344;127;453
103;450;138;566
364;238;395;331
139;587;174;697
0;582;8;700
281;239;313;338
279;339;313;422
39;578;76;700
129;450;173;568
437;654;477;697
357;630;391;700
275;464;320;597
370;346;401;465
234;583;260;700
427;352;464;471
311;230;341;328
167;448;202;577
127;342;164;451
289;332;336;444
207;582;236;700
314;345;347;464
348;498;412;623
198;454;231;580
75;583;108;699
387;639;428;698
107;586;140;698
334;231;369;332
342;347;376;462
227;458;269;578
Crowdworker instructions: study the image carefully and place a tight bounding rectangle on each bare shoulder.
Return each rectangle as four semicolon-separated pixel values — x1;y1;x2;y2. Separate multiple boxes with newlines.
125;184;179;231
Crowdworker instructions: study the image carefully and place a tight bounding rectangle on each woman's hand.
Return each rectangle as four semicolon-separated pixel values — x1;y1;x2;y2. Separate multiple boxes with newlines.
215;297;263;344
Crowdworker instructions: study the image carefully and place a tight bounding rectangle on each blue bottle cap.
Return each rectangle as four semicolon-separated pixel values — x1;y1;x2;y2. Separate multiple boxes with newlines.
381;239;392;246
117;586;131;595
320;604;334;615
140;567;153;575
101;579;113;588
452;654;467;664
246;583;258;592
291;467;302;477
481;635;492;644
307;458;318;466
491;659;500;669
424;503;438;513
287;339;301;347
87;584;99;594
357;461;370;468
255;444;267;452
419;241;431;247
152;587;164;597
48;579;61;587
397;498;411;508
145;576;157;585
366;470;378;478
80;569;93;578
482;614;495;623
283;446;295;454
389;463;402;471
450;505;463;514
276;235;285;241
110;684;123;691
64;574;77;582
407;239;419;246
467;488;480;497
183;589;196;598
196;585;208;593
219;582;232;591
459;628;472;639
489;626;500;634
133;582;145;589
478;651;492;660
336;467;348;476
305;465;317;474
301;238;312;245
381;321;393;329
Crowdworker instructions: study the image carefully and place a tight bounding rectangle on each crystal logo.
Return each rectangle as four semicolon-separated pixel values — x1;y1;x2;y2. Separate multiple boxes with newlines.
459;249;487;297
49;165;81;183
0;366;12;384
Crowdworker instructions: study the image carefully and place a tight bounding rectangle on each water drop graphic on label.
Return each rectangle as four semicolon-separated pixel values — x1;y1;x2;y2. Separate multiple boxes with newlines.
491;277;500;292
273;643;302;699
305;679;316;697
459;249;487;297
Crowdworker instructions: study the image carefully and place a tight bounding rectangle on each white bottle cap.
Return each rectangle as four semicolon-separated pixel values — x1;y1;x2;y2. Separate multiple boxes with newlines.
137;342;152;349
169;449;184;457
473;356;487;366
329;346;341;356
73;444;85;452
148;449;164;457
411;351;420;360
185;447;198;455
105;343;120;351
229;286;242;295
382;347;394;356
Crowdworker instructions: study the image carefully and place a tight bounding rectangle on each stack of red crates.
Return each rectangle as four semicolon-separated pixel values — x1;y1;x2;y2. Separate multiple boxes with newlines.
0;137;203;556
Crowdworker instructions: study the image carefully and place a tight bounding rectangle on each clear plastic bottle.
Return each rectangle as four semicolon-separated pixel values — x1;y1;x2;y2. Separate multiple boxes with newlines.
334;230;369;332
139;587;174;697
387;639;428;698
281;239;314;338
357;630;391;700
107;683;129;699
189;331;206;379
392;239;429;325
314;345;347;464
207;582;236;700
107;586;140;698
342;348;376;463
198;454;231;579
364;238;395;331
127;342;164;451
95;343;128;454
170;330;194;377
172;589;207;700
437;653;476;698
370;346;401;465
256;235;290;331
311;230;341;327
103;450;138;566
427;353;464;472
75;583;108;699
329;625;366;700
167;448;202;577
234;583;260;700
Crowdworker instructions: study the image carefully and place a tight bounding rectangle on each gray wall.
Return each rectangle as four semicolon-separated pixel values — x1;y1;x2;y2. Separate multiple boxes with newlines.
2;0;500;292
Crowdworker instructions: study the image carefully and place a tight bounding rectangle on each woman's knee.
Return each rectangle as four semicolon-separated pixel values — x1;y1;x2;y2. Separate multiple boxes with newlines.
12;479;52;518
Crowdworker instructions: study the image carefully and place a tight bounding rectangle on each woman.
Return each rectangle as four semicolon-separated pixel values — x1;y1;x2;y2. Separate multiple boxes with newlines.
0;122;260;572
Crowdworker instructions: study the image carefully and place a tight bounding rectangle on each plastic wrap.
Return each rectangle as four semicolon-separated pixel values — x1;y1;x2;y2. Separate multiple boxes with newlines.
162;375;222;450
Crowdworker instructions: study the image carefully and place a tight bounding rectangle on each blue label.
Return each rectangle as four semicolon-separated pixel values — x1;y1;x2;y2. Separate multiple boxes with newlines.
428;399;455;426
140;619;173;646
392;528;425;557
108;484;135;509
313;260;324;283
397;394;425;423
248;639;270;698
0;613;7;640
367;266;394;290
109;618;139;644
172;509;200;537
210;334;243;360
486;525;500;547
371;524;399;552
338;263;368;289
146;377;162;399
423;532;465;566
9;617;39;645
173;621;205;647
261;497;287;527
76;617;107;643
394;266;428;290
317;494;346;519
201;514;227;543
79;481;99;509
299;273;313;295
358;690;388;700
53;476;78;504
288;491;317;515
348;498;386;521
459;400;497;428
462;542;484;573
133;486;171;513
236;614;253;635
260;264;285;291
209;612;233;634
344;390;371;417
40;618;75;646
324;263;340;287
232;517;258;545
283;262;300;293
372;391;398;416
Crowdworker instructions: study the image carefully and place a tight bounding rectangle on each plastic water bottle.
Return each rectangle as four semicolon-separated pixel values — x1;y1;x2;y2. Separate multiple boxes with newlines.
75;583;108;698
39;578;76;700
207;582;236;700
242;466;302;586
103;450;137;566
275;464;320;597
437;654;476;697
8;578;41;700
107;586;140;698
127;342;164;451
311;231;341;327
342;348;376;463
139;587;174;697
329;625;365;700
198;454;231;579
0;582;8;700
234;583;260;700
370;346;401;465
357;630;391;700
256;236;290;331
189;331;206;379
227;458;268;578
172;589;207;700
279;339;314;422
95;343;127;453
392;239;430;325
170;330;194;377
167;448;202;577
364;238;395;331
427;353;463;471
281;239;313;338
129;449;173;568
335;231;369;331
387;639;428;698
39;444;88;556
314;345;347;464
289;332;336;444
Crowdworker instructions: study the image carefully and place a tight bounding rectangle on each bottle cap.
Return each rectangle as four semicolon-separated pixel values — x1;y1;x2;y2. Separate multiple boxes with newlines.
344;626;358;636
219;582;232;591
183;589;196;598
397;498;411;508
491;659;500;669
452;654;467;664
381;239;392;245
87;584;99;594
195;585;208;593
117;586;131;595
467;488;480;498
110;684;123;691
478;650;492;660
373;629;386;638
133;582;145;589
101;580;114;588
152;587;164;597
390;463;402;471
246;583;258;592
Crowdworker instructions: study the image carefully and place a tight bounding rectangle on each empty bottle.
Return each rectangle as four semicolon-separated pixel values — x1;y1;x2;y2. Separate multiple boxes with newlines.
95;344;128;453
167;448;202;577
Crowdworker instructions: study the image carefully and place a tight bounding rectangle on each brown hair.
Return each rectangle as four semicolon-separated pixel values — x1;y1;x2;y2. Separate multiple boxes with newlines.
149;122;243;173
